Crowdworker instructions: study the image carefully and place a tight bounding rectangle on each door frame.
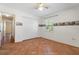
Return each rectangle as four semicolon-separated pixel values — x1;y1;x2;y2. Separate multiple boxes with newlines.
0;12;15;47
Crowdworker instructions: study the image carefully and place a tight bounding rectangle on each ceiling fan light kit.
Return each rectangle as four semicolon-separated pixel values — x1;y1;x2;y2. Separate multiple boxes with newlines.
35;3;48;11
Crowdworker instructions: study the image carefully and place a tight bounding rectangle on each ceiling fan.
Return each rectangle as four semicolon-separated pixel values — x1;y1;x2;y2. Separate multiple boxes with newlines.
35;3;48;11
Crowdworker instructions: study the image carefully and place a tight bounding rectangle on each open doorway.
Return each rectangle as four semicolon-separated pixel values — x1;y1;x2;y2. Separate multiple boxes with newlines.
0;13;15;48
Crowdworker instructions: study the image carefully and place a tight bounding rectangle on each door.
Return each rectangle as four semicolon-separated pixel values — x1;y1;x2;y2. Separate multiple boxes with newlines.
0;14;15;47
2;15;15;44
0;22;3;47
3;19;12;43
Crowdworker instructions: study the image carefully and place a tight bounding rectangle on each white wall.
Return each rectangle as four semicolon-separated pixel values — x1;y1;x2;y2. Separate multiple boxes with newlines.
14;9;39;42
0;5;39;42
39;7;79;47
15;14;38;42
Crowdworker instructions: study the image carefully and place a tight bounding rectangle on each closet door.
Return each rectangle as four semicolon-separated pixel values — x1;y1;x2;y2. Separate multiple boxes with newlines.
2;15;15;44
3;19;12;43
0;22;2;47
0;13;15;47
0;16;4;47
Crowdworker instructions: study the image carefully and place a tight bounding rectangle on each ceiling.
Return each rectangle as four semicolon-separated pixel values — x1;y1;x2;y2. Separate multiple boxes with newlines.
0;3;79;18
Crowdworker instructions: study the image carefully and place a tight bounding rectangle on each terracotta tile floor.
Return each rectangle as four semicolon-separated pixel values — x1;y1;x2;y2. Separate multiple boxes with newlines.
0;37;79;55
